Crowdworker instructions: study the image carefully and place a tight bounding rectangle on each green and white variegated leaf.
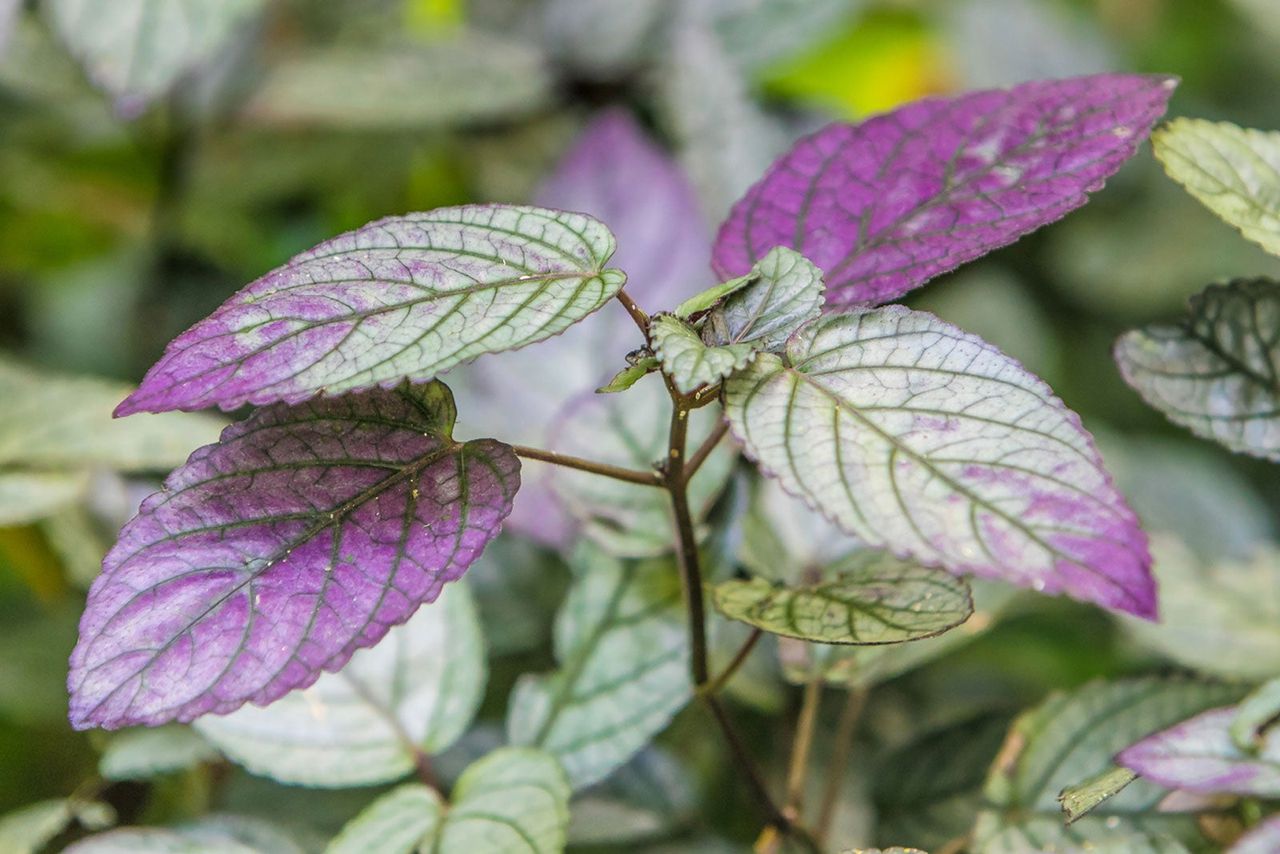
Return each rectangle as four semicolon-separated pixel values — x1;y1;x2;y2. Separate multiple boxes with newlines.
703;247;824;352
325;784;441;854
778;579;1015;687
0;359;224;470
100;725;218;781
550;373;734;556
871;714;1011;852
507;544;691;790
674;273;758;320
740;476;861;583
42;0;263;109
567;747;696;846
1153;118;1280;257
1232;677;1280;752
974;677;1246;854
67;816;303;854
0;798;114;854
710;553;972;644
196;584;484;787
329;749;570;854
1058;767;1138;824
1126;534;1280;681
0;470;88;525
726;307;1154;618
650;314;755;394
699;0;864;73
243;33;551;129
1116;279;1280;460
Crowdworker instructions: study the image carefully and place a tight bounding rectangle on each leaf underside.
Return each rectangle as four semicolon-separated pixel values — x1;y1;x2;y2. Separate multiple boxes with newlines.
713;73;1176;308
1116;278;1280;460
69;382;518;730
117;205;625;415
1117;706;1280;798
724;307;1154;617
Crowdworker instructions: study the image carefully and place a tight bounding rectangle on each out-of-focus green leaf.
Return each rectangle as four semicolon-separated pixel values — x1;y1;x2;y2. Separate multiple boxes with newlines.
973;677;1246;853
1058;766;1138;824
99;726;218;781
1127;534;1280;681
872;713;1010;851
711;557;972;645
549;374;734;557
42;0;264;109
541;0;664;79
40;504;110;588
0;798;114;854
700;0;864;74
0;470;87;526
328;748;570;854
0;359;223;471
1154;119;1280;257
196;584;485;787
507;544;691;790
67;816;303;853
567;747;696;846
243;33;552;129
1232;677;1280;752
465;534;567;656
1117;279;1280;460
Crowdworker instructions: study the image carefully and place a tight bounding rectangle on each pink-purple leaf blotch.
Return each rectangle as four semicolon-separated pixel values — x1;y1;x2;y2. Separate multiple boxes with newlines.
712;73;1176;308
1118;706;1280;798
117;205;626;415
69;381;518;730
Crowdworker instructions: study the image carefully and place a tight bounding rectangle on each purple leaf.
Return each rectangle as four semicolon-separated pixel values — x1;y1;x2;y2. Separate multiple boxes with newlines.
712;74;1176;308
1231;815;1280;854
1118;706;1280;798
69;381;518;730
117;204;626;415
452;111;711;548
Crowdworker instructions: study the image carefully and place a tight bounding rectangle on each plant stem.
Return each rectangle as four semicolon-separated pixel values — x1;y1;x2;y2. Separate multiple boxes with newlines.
785;679;823;820
686;419;730;479
616;287;650;334
816;686;867;844
512;445;662;487
701;627;763;697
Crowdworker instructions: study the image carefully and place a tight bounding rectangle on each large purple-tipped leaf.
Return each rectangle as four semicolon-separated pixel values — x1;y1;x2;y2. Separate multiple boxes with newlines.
723;307;1155;617
452;112;711;547
117;204;626;415
1118;707;1280;798
712;74;1176;308
69;382;518;730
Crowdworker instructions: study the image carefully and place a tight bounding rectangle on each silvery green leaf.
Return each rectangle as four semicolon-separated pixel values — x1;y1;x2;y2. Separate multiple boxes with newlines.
703;247;824;351
67;816;303;854
1116;279;1280;460
541;0;665;79
1231;678;1280;753
1153;119;1280;257
42;0;262;110
710;554;972;644
0;469;87;525
196;584;485;787
568;747;696;846
696;0;863;74
674;273;758;320
740;477;862;584
1118;706;1280;798
726;308;1154;617
0;359;223;470
0;799;114;854
1058;767;1137;824
100;725;218;781
650;314;756;394
243;33;552;128
550;374;734;557
507;544;691;789
330;749;571;853
974;677;1245;854
0;0;21;56
325;784;441;854
118;206;624;414
1126;534;1280;681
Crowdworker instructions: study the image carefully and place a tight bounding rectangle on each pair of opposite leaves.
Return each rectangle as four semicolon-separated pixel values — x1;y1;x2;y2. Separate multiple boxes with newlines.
70;73;1177;730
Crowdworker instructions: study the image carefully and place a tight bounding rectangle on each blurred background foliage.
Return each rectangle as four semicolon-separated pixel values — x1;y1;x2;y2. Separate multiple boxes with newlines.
3;0;1280;851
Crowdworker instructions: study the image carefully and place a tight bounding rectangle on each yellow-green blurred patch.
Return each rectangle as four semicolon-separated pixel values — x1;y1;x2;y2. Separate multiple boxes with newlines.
405;0;463;35
762;9;953;118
